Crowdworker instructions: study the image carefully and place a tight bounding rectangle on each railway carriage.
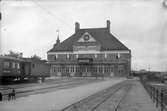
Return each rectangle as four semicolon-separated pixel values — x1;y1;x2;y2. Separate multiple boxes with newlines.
0;56;50;82
0;56;24;81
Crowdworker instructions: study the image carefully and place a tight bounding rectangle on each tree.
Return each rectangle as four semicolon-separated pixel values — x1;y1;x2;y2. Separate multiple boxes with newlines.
31;54;41;60
4;50;23;58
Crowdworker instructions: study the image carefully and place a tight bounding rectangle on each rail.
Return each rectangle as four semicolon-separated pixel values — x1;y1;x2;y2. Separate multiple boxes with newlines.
0;79;102;98
60;81;131;111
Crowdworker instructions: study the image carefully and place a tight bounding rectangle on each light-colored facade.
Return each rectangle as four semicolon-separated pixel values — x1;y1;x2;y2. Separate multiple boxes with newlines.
47;20;131;77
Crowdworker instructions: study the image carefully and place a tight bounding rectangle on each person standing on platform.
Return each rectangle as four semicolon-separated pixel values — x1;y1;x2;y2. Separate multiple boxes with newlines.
0;92;2;101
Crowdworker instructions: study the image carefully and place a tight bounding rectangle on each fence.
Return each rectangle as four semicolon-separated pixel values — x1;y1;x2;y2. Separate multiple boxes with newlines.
140;78;167;111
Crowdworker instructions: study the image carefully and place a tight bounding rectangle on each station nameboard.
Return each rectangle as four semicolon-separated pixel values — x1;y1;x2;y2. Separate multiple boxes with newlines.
73;45;99;51
78;58;93;64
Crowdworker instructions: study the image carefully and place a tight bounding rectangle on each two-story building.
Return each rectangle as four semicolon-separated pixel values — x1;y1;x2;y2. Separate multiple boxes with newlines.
47;20;131;77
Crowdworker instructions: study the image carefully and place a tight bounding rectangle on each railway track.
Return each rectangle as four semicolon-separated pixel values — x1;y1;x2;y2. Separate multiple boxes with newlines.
60;80;132;111
0;78;92;90
0;79;103;100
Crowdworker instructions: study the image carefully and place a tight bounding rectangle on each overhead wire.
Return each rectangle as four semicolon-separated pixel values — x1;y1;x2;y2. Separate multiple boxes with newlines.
31;0;74;36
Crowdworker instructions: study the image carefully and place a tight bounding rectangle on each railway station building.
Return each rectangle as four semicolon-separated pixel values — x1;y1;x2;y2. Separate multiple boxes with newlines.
47;20;131;77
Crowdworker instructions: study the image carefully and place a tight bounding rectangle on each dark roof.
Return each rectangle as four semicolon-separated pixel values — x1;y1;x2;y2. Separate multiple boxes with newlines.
48;28;129;52
0;55;25;62
23;58;47;63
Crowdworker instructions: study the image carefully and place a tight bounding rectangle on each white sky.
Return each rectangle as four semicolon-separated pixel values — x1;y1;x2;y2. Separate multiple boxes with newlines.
0;0;167;71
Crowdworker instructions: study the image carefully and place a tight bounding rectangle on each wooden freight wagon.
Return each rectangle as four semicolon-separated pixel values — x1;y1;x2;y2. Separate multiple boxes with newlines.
23;58;50;80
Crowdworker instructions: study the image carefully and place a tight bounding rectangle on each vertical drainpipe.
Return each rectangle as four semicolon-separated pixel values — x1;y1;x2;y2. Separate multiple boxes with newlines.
0;6;2;52
128;49;131;78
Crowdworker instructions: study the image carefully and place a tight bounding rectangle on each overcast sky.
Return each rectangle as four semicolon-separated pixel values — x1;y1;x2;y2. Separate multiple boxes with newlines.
1;0;167;71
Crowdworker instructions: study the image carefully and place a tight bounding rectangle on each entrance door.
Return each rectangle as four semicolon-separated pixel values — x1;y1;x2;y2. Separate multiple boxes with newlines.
79;65;92;77
118;65;124;76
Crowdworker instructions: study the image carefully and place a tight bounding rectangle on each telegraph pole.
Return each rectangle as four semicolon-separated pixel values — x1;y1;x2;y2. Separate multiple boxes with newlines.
148;64;150;72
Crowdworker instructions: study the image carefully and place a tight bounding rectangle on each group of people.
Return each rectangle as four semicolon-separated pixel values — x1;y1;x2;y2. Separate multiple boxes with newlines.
0;89;16;101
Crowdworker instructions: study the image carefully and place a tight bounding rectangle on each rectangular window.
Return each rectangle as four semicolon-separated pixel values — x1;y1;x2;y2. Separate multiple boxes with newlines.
70;66;74;72
12;62;15;68
118;53;120;58
116;53;120;59
76;66;79;72
32;64;35;68
109;66;114;72
104;66;107;72
53;67;55;72
95;67;97;72
15;63;17;69
67;54;69;59
17;63;20;69
69;54;74;60
67;67;69;72
58;67;59;72
3;62;10;68
105;53;107;58
107;54;113;59
95;54;97;58
59;67;61;72
76;54;78;58
98;66;103;73
57;67;59;72
70;66;72;72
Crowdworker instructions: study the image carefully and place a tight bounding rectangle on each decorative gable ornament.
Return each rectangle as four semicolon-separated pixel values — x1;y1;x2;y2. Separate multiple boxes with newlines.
77;32;96;42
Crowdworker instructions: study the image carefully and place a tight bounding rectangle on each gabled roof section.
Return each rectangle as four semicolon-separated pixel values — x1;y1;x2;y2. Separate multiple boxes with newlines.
77;32;96;42
48;27;129;52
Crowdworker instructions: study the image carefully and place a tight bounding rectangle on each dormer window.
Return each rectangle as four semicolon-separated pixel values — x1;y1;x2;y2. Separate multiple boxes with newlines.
77;32;96;42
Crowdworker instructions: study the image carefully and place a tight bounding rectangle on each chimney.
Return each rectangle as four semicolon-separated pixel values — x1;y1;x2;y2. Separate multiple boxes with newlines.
106;20;110;32
75;22;80;33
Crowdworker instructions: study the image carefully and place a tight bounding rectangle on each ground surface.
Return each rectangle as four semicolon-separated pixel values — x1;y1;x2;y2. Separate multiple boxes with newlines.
117;80;159;111
60;79;132;111
0;77;104;99
61;79;159;111
0;78;159;111
0;78;126;111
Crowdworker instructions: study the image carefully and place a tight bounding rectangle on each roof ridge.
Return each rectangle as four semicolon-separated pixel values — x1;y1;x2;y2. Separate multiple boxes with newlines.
48;27;129;52
80;27;107;30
